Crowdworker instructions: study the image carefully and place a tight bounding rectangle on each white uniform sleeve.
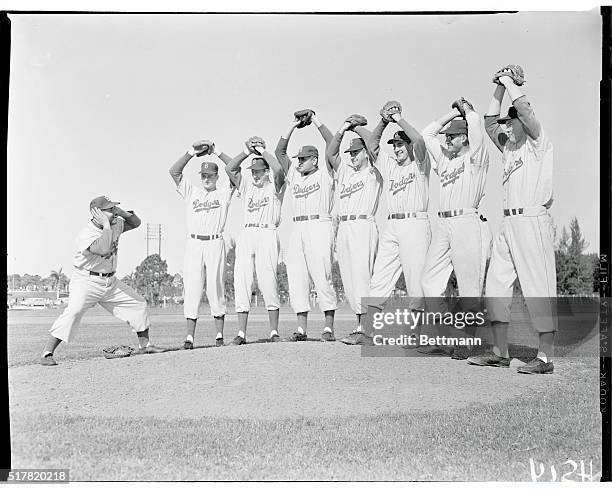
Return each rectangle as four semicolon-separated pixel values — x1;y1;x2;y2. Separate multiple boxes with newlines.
374;151;393;181
422;122;444;174
526;127;551;158
176;177;193;200
75;225;103;253
415;149;431;178
237;170;251;199
466;112;488;167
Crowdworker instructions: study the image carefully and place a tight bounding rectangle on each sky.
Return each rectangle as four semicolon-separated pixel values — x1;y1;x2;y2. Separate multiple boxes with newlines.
6;9;602;278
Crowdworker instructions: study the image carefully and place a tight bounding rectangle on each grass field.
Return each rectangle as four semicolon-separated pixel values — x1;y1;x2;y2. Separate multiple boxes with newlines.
7;304;603;481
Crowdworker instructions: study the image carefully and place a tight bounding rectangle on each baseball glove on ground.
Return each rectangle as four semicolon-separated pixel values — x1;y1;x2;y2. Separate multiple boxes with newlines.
294;109;315;128
246;136;266;155
102;345;135;359
493;64;525;86
345;114;368;129
380;100;402;123
452;97;475;119
191;140;215;156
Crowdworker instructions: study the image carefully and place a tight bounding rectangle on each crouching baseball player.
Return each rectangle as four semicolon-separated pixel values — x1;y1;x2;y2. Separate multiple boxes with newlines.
225;136;286;345
360;101;432;345
326;114;383;343
419;98;492;358
275;109;338;341
467;65;557;374
169;140;236;349
40;196;164;366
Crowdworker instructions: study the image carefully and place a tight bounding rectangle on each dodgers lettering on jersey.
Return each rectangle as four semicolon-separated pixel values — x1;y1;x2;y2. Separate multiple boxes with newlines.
238;171;284;227
334;162;383;217
177;178;233;235
287;165;334;217
73;219;124;273
375;150;430;214
502;129;553;209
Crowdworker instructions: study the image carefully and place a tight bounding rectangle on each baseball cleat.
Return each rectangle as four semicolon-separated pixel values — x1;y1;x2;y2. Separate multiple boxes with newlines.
288;332;308;342
321;331;336;342
353;332;374;346
229;335;247;346
139;345;166;354
215;338;224;347
417;345;454;356
517;357;554;374
183;340;194;350
451;347;471;360
268;334;282;342
466;352;510;368
40;355;57;366
340;331;362;345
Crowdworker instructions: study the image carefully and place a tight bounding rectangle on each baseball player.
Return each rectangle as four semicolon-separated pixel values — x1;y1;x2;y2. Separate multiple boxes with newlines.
361;101;432;345
418;99;492;358
467;65;557;374
325;114;383;343
275;109;338;341
169;139;236;349
225;136;286;345
40;196;164;366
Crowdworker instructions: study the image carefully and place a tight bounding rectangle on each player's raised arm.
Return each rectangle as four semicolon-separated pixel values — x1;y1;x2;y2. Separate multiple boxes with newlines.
88;208;114;255
390;111;427;164
484;83;507;152
169;139;215;186
225;143;252;189
114;206;141;232
275;116;302;174
311;112;333;146
455;98;486;159
258;147;286;193
499;74;541;140
326;119;351;172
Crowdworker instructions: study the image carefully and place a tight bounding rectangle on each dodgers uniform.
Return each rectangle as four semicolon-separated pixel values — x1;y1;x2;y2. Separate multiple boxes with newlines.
333;153;383;315
421;112;492;310
177;177;234;319
49;218;150;342
484;98;557;333
234;169;284;312
368;142;431;312
284;158;337;314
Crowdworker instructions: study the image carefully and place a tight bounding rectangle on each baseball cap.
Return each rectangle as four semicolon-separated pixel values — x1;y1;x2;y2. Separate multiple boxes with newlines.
343;138;366;153
199;161;219;175
90;196;119;210
292;145;319;158
439;119;468;135
387;130;412;145
497;106;519;124
249;157;270;170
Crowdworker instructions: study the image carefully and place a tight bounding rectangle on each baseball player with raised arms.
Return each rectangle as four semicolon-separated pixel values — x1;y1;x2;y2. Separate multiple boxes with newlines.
361;101;432;344
467;65;557;375
325;114;383;344
275;109;337;341
225;136;286;345
418;98;492;357
169;139;236;349
40;196;164;365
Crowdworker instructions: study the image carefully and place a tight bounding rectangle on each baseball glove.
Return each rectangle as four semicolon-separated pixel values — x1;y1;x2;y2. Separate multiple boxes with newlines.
294;109;315;128
246;136;266;155
102;345;135;359
344;114;368;129
192;139;215;156
492;64;525;86
380;100;402;123
451;97;475;119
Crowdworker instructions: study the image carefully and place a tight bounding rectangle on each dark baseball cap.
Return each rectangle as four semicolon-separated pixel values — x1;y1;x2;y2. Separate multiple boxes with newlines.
343;138;366;153
387;130;412;145
199;161;219;175
439;119;468;135
90;196;119;210
292;145;319;158
249;157;269;170
497;106;519;124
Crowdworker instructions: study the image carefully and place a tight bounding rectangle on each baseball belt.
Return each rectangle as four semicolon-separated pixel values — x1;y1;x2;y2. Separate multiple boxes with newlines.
88;270;115;278
339;214;370;221
190;233;221;240
245;223;276;229
438;208;477;218
503;208;524;216
293;214;320;222
387;212;426;220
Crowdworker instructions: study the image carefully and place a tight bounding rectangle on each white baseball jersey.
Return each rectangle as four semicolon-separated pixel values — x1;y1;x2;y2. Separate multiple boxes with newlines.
423;113;490;210
375;151;430;214
334;162;383;217
238;171;284;226
286;165;334;217
177;178;233;235
74;219;124;273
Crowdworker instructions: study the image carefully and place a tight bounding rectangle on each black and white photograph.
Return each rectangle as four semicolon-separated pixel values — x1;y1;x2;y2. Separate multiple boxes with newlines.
5;4;609;482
